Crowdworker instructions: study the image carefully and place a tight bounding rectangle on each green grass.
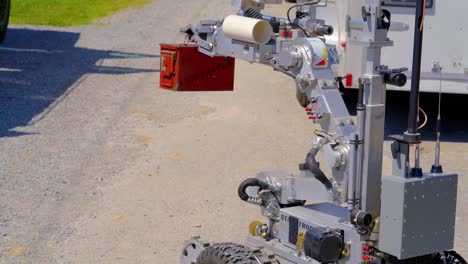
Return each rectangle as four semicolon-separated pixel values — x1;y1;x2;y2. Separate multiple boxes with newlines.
10;0;153;26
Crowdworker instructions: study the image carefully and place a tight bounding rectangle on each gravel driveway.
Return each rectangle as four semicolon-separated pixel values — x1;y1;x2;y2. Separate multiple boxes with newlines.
0;1;466;263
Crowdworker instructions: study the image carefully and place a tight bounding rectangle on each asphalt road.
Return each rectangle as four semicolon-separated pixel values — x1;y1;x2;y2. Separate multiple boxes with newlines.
0;1;467;263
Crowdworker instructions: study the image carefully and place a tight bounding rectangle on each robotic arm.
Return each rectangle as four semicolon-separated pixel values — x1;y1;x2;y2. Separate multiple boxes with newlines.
182;1;355;213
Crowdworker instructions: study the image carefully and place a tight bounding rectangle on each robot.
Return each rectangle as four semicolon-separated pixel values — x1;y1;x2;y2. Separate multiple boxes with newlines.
178;0;465;263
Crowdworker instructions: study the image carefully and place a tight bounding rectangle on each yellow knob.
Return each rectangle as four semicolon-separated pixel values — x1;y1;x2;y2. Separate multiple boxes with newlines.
249;221;264;236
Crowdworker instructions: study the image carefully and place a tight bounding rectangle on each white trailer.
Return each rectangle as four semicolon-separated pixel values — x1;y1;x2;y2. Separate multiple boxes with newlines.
319;0;468;94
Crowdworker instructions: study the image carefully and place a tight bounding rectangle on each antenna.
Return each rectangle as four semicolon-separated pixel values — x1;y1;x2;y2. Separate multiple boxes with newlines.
405;0;426;177
431;68;443;173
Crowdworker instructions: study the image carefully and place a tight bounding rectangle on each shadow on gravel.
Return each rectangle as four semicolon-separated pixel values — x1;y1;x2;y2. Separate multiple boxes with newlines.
342;89;468;142
0;28;159;138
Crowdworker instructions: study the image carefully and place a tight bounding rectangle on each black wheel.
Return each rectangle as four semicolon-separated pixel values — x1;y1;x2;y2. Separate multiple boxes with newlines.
434;251;468;264
0;0;10;43
181;238;210;264
197;243;278;264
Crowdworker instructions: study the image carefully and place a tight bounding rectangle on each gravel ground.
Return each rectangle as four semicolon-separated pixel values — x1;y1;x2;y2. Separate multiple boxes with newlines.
0;1;466;263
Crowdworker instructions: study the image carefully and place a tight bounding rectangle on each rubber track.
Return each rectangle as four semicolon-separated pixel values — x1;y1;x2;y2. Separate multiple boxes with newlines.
197;242;278;264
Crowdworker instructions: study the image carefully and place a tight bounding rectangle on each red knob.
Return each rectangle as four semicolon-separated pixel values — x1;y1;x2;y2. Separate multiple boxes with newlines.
363;255;371;261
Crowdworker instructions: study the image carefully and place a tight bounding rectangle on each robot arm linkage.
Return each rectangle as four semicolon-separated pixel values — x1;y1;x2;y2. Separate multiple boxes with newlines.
182;3;357;209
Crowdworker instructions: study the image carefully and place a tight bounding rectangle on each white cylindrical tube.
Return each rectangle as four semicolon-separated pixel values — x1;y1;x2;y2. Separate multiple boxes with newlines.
222;15;273;45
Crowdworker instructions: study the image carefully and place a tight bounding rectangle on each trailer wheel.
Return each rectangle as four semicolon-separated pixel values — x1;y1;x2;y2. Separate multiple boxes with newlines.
0;0;10;43
197;243;278;264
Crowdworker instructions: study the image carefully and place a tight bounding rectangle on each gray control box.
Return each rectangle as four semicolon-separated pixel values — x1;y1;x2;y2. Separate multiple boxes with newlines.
380;173;458;259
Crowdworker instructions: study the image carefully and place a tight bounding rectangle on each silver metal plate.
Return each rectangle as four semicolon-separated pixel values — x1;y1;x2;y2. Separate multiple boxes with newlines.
380;173;458;259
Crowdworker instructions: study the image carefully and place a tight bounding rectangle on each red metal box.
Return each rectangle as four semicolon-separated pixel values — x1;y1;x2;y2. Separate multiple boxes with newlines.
160;44;235;91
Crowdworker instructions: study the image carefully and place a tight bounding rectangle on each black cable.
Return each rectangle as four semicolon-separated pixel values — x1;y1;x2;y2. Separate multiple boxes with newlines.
305;152;333;190
286;1;321;37
237;178;269;202
244;8;263;19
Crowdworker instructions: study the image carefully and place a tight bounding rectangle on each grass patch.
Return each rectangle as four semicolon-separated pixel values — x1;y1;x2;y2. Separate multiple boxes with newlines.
10;0;153;26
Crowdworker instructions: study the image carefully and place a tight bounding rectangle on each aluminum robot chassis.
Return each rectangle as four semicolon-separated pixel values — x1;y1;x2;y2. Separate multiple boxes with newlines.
178;0;465;263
